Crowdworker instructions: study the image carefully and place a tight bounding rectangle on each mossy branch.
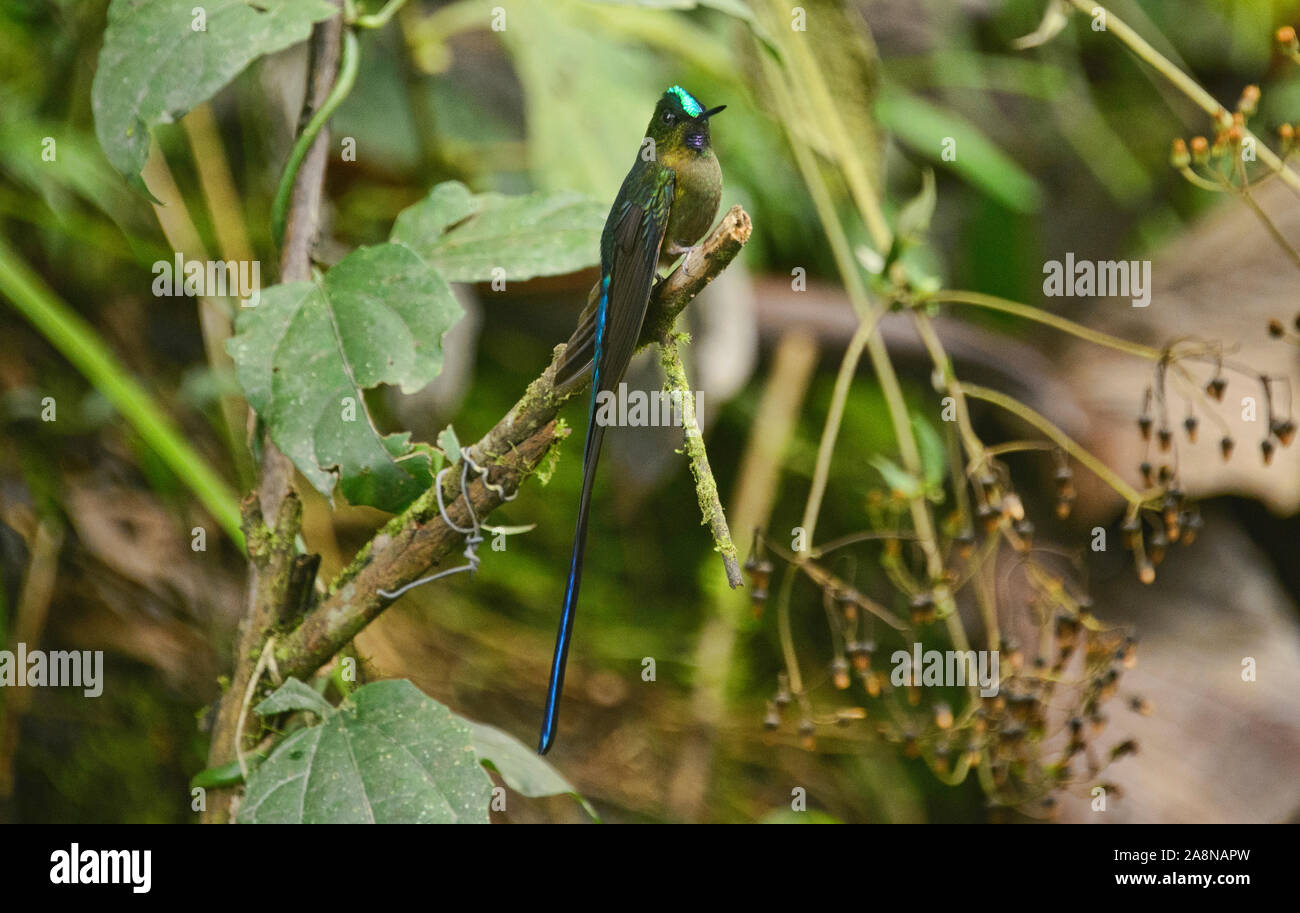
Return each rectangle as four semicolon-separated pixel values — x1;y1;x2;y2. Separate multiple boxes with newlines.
271;206;753;684
658;333;743;589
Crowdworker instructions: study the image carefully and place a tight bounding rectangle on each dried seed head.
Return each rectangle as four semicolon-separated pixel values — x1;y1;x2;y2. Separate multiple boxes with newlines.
763;701;781;730
1238;84;1260;116
1137;414;1153;440
934;702;954;730
1190;135;1210;162
1183;415;1199;442
1269;318;1286;338
1110;739;1139;761
1262;438;1276;465
1148;529;1168;565
1013;518;1034;551
1139;461;1154;486
775;672;792;707
1055;495;1074;520
1170;137;1190;168
1206;376;1227;401
1002;491;1025;522
1121;515;1141;550
1157;426;1173;452
1129;695;1153;716
909;592;936;626
1136;553;1156;584
1272;419;1296;447
831;656;851;691
1220;436;1235;461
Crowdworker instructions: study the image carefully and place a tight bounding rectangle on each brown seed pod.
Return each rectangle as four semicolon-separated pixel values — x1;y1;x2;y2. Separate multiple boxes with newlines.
1011;519;1033;551
1121;515;1141;550
934;702;954;730
1139;461;1154;486
1110;738;1139;760
1170;137;1190;168
1272;419;1296;447
763;701;781;730
831;656;851;691
1220;436;1235;461
1206;376;1227;400
1262;438;1276;465
909;592;936;626
1183;415;1199;442
1137;414;1153;440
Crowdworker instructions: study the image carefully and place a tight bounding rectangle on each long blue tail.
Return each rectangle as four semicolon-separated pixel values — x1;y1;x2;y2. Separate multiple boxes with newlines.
539;280;610;755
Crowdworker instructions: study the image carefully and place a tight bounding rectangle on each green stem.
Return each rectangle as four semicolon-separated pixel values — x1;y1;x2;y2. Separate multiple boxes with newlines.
1069;1;1300;197
0;236;244;548
961;382;1145;505
271;28;360;248
352;0;409;29
929;289;1162;360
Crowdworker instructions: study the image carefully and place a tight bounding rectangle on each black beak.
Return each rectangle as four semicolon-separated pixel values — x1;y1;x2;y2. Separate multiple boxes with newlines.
701;105;726;119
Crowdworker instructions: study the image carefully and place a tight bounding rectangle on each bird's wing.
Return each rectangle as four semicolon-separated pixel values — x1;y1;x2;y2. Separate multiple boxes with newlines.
554;173;674;390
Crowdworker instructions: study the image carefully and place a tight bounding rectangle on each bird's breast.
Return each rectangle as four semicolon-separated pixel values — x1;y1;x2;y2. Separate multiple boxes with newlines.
662;150;722;262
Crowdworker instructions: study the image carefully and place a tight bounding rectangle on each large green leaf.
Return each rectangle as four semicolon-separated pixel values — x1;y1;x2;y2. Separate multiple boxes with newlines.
239;680;493;824
465;720;598;819
92;0;337;189
226;242;461;511
391;181;605;282
875;86;1042;213
497;0;661;199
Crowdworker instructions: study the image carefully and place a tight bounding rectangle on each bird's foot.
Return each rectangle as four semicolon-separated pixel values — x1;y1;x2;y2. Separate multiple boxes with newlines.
665;242;702;279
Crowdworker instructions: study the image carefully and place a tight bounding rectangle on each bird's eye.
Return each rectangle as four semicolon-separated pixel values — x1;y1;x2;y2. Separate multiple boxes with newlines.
661;111;677;125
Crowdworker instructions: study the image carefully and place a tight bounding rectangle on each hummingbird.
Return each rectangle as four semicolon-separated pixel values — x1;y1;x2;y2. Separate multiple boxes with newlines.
538;86;725;754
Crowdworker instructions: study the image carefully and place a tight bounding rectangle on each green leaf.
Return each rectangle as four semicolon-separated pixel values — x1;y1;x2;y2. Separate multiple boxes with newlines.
875;86;1042;213
92;0;337;189
436;424;461;464
910;413;947;491
238;680;492;824
465;720;598;820
588;0;780;57
254;678;333;718
870;455;922;500
392;181;605;282
227;242;462;511
895;168;937;242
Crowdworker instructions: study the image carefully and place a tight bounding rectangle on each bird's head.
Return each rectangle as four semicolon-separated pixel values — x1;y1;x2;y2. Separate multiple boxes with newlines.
646;85;725;154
